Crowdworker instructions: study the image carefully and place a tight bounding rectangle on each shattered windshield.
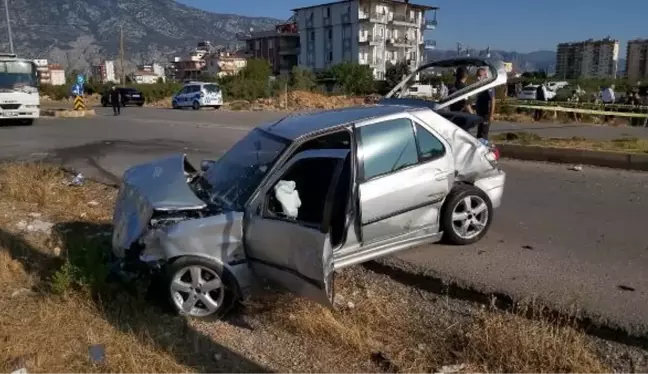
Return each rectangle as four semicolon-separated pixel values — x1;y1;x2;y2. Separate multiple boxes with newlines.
203;128;289;210
0;61;37;90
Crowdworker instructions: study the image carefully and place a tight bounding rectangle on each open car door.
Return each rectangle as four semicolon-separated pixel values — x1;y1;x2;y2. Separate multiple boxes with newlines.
244;148;350;307
380;57;508;112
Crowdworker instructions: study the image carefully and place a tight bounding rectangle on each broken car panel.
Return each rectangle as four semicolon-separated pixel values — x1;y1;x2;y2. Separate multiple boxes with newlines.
110;59;508;318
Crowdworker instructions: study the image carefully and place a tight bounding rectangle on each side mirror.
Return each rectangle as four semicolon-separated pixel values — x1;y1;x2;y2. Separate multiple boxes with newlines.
200;159;216;172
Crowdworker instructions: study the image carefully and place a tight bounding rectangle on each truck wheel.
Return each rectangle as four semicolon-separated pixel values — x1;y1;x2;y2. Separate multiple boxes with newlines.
440;184;493;245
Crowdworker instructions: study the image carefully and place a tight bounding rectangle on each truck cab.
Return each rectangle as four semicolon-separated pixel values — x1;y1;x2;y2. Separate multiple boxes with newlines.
0;53;39;125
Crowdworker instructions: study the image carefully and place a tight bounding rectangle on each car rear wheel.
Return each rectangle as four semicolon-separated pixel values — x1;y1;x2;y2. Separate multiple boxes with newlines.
137;103;144;107
172;101;179;109
213;105;221;110
164;256;237;319
441;184;493;245
192;101;200;110
20;119;34;126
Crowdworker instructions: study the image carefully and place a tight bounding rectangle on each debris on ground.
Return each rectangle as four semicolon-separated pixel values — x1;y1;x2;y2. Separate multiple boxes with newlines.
569;165;584;171
15;218;54;234
68;173;85;186
88;344;106;363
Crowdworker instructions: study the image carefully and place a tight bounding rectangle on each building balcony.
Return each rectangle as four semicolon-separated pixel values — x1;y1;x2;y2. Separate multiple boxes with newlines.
279;47;299;55
387;37;416;47
424;40;437;50
341;12;351;24
424;19;437;30
391;13;418;26
323;16;331;26
359;34;385;44
359;12;388;23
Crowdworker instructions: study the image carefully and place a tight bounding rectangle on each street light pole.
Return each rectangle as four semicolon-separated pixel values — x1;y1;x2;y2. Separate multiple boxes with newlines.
3;0;13;54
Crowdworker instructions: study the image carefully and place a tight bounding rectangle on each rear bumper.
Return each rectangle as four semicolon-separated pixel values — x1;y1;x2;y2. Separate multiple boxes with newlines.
474;169;506;209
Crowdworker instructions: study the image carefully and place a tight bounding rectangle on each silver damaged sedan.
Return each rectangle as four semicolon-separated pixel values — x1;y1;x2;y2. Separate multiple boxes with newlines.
111;58;508;318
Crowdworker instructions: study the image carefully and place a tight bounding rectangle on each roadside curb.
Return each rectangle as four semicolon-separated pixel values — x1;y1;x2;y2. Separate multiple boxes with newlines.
498;143;648;171
41;109;96;118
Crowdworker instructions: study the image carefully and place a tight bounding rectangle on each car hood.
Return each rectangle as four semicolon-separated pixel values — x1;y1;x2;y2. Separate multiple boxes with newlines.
112;153;207;253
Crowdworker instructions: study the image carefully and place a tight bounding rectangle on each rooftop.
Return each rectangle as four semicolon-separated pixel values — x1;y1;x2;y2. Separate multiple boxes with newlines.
261;104;423;140
292;0;438;12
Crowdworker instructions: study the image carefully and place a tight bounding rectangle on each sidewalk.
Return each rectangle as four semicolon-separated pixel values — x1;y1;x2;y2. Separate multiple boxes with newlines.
490;121;648;141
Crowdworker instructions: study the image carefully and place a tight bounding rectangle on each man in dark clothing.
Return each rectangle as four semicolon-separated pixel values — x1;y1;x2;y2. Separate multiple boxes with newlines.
474;67;495;139
448;67;473;113
533;84;546;121
109;86;121;116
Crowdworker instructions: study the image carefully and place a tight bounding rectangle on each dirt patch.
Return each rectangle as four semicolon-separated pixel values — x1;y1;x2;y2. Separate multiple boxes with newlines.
0;162;644;373
492;132;648;154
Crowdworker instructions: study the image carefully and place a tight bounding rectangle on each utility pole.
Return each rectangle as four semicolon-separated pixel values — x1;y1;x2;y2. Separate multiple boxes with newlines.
119;24;125;84
4;0;13;54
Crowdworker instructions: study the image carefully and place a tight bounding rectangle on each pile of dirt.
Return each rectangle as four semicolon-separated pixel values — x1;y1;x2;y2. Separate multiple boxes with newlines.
279;90;367;110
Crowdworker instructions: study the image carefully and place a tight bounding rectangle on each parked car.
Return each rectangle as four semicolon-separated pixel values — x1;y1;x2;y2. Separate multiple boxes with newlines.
171;81;223;110
101;87;145;107
110;58;507;319
516;84;556;101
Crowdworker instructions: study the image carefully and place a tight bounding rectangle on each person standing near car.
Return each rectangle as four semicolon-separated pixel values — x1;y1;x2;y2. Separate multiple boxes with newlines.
109;86;121;116
449;67;473;113
474;67;495;139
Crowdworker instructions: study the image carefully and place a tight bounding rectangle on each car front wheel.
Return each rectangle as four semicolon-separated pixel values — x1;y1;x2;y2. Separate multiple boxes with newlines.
165;256;237;319
192;101;200;110
441;184;493;245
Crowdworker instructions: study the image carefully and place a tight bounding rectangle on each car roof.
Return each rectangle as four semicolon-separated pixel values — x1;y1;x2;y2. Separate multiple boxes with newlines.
184;81;216;86
261;105;426;140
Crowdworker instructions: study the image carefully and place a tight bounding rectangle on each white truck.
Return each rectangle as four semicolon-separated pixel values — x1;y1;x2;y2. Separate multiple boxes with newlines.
0;53;39;125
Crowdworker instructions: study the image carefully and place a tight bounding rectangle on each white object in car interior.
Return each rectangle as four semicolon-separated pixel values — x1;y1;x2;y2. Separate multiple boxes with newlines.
274;180;301;219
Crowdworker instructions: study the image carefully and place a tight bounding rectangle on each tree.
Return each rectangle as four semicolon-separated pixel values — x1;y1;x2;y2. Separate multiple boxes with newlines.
385;60;411;89
329;62;375;95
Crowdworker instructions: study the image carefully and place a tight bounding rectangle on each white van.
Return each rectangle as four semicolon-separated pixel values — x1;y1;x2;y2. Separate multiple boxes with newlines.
172;81;223;110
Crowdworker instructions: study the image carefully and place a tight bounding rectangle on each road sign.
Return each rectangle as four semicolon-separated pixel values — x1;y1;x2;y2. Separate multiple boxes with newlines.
76;74;85;86
74;95;86;111
71;84;82;96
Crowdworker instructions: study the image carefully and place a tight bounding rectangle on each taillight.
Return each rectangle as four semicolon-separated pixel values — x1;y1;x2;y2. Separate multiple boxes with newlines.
491;145;500;161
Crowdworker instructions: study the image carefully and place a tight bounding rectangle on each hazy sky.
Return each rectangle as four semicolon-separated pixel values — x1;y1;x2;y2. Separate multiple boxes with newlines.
177;0;646;54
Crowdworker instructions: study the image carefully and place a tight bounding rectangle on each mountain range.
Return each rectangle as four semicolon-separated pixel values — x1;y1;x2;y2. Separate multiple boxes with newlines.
0;0;586;75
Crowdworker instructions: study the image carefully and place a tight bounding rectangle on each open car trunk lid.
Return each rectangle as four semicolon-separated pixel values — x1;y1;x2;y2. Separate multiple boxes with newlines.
112;153;207;255
380;57;508;112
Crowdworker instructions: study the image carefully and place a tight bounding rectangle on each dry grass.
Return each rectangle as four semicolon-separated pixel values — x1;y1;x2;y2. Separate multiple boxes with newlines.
0;161;612;373
493;132;648;154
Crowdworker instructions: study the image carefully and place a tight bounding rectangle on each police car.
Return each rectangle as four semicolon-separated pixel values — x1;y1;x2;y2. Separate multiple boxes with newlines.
171;81;223;110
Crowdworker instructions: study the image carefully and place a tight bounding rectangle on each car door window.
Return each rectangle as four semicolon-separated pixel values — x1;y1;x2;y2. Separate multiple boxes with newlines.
358;118;418;180
415;124;446;162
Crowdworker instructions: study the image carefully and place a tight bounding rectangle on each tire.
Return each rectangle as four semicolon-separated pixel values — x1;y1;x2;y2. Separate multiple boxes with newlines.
172;101;179;109
137;103;144;107
21;119;34;126
213;105;221;110
163;256;238;319
440;184;493;245
192;101;200;110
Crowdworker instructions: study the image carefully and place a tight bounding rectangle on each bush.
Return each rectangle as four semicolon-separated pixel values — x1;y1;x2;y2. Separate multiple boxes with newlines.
218;58;272;101
328;62;375;95
289;66;317;91
385;61;411;90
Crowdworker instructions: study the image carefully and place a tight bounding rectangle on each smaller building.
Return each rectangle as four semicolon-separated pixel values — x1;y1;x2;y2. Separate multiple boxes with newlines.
133;70;159;84
137;63;166;82
48;64;66;86
91;60;117;83
244;21;300;75
204;51;247;77
503;62;513;74
626;39;648;83
33;59;51;85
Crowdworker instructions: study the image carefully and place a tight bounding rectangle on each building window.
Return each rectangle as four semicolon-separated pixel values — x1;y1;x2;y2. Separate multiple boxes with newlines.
268;39;274;48
309;31;315;41
255;40;260;49
328;51;333;62
328;29;332;40
326;7;330;18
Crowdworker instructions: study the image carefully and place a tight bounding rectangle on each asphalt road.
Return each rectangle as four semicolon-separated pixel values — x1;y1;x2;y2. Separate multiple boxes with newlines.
2;106;648;335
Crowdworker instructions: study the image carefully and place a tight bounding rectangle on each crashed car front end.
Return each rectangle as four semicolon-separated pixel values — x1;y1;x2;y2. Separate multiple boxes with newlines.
110;153;253;296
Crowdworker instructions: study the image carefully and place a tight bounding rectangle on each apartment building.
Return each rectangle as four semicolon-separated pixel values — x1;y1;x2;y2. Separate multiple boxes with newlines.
293;0;438;80
555;37;619;79
244;21;300;75
91;60;118;83
626;39;648;83
203;51;248;77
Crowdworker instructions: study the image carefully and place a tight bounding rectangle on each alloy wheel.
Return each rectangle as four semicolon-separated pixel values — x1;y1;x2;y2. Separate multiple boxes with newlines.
170;265;225;317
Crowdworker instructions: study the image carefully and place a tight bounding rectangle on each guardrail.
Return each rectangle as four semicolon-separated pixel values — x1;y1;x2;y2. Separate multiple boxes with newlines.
508;103;648;119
